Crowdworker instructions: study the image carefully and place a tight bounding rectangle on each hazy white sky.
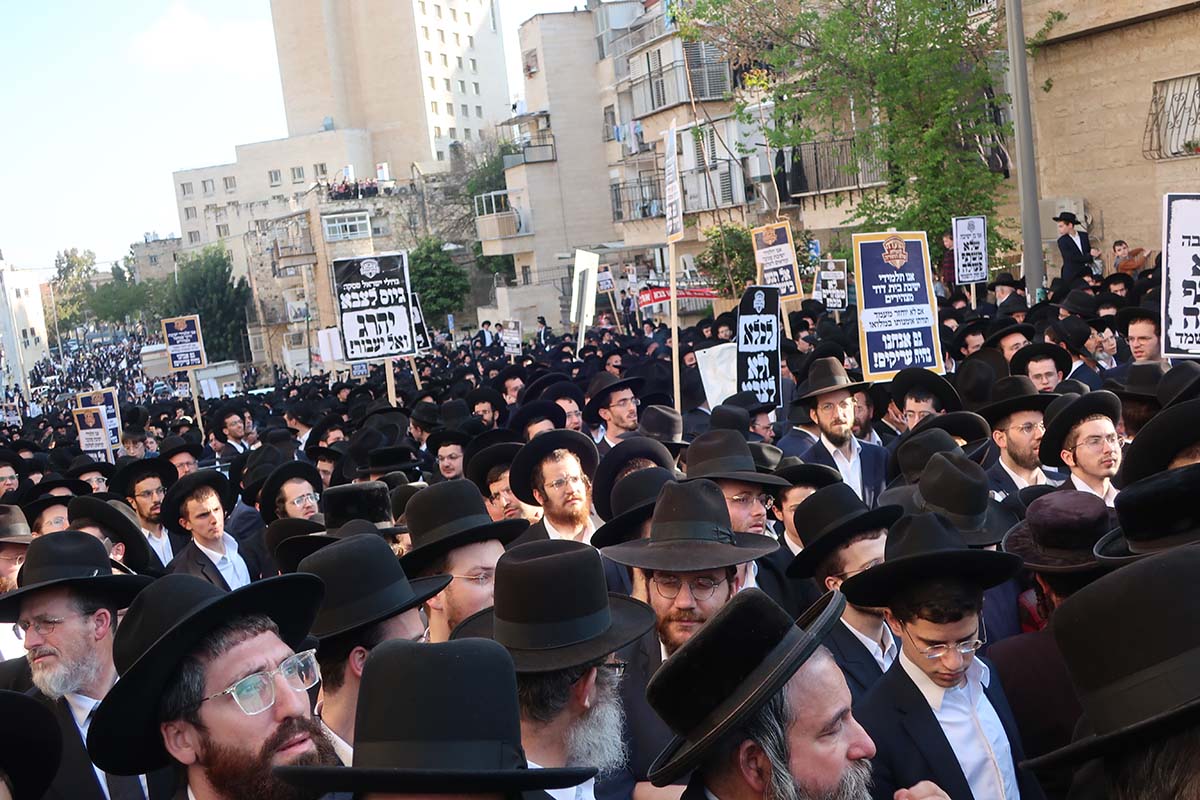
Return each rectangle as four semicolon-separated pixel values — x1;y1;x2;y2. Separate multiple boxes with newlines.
0;0;567;271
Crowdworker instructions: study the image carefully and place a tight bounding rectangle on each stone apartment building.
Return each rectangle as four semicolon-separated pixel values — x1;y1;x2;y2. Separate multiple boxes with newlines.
128;234;183;284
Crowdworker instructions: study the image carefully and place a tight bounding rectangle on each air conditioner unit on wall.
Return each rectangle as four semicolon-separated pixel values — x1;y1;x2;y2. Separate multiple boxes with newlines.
1038;196;1103;242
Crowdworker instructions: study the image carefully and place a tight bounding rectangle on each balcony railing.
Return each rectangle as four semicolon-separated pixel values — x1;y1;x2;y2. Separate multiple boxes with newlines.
681;159;743;213
610;13;672;63
611;175;666;221
1142;72;1200;161
503;132;557;168
631;61;731;119
474;191;533;239
785;137;888;196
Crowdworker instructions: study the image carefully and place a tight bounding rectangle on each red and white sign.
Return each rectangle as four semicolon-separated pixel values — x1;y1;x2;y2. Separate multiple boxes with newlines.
637;286;719;309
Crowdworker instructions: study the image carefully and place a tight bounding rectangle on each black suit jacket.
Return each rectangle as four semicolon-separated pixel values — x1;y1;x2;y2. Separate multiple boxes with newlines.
1057;231;1094;287
776;427;817;458
800;438;888;508
167;538;264;591
507;518;549;550
144;530;192;575
31;690;177;800
0;654;31;693
985;462;1065;502
754;546;821;619
854;658;1047;800
1067;362;1103;390
824;620;888;705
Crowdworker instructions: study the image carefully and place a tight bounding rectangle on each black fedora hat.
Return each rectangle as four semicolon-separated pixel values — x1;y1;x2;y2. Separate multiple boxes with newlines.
601;479;778;571
20;493;71;529
786;483;902;579
506;400;566;438
322;481;392;531
748;442;783;473
541;379;586;410
982;317;1035;350
996;293;1029;318
952;357;998;412
977;376;1057;427
67;495;157;576
797;357;869;401
592;467;676;549
160;469;231;537
157;435;203;463
1049;316;1095;357
709;404;752;438
682;430;789;488
840;512;1021;608
110;456;177;501
0;530;152;621
66;455;116;481
258;460;323;525
949;318;989;357
772;458;842;490
464;428;523;467
86;573;323;776
583;372;645;426
407;400;441;429
0;689;62;799
1001;491;1110;573
1117;398;1200;488
426;426;472;456
1108;362;1166;404
645;589;846;785
1094;463;1200;566
1051;211;1082;225
988;270;1020;290
886;428;962;485
465;442;522;494
265;517;326;573
1157;362;1200;409
909;451;1018;547
1114;304;1161;337
593;436;675;521
635;405;688;454
890;367;962;413
1052;289;1099;318
1022;547;1200;772
1038;390;1121;469
355;445;422;478
453;539;655;671
299;533;450;639
275;638;594;794
401;479;529;576
508;429;599;506
1009;342;1072;382
911;410;991;446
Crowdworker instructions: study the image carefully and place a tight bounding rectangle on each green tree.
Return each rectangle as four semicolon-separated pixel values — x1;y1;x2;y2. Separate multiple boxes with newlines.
87;279;147;324
50;248;97;340
694;223;757;298
408;237;471;325
681;0;1019;256
161;247;251;362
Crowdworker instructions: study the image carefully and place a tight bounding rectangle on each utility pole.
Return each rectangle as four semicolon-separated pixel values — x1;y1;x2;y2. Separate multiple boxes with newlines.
1005;0;1044;294
48;280;62;357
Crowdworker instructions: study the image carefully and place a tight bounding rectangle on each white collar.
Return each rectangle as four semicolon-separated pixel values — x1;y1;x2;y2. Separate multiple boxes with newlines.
64;691;103;729
820;432;861;460
542;514;597;544
899;649;989;712
1070;473;1119;505
195;533;239;564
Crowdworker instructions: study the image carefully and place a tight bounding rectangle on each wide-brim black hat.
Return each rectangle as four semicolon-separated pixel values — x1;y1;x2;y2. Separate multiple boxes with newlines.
506;400;566;438
796;357;870;401
465;442;522;494
265;517;327;573
160;469;231;537
401;480;530;576
1009;342;1072;381
787;484;903;579
67;495;157;576
645;589;846;785
87;573;323;776
772;459;843;490
593;437;675;521
426;427;472;455
983;321;1035;350
258;460;323;525
583;374;645;426
453;540;655;671
508;429;599;507
949;318;989;356
1038;390;1122;469
1116;398;1200;488
66;456;116;480
889;367;962;413
20;493;73;527
1001;491;1111;573
976;378;1058;427
682;429;789;488
592;467;676;549
157;436;203;463
109;456;177;501
355;446;423;478
0;689;62;799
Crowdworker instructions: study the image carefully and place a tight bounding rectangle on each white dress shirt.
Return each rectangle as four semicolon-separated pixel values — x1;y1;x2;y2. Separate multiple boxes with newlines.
195;534;252;589
530;761;595;800
821;433;864;500
68;691;150;799
316;702;354;766
542;515;597;545
899;652;1021;800
783;533;803;557
144;526;174;566
1070;473;1119;507
841;618;898;673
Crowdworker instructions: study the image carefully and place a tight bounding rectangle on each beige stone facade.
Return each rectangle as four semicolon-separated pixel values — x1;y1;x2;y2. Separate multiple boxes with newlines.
128;235;183;284
0;263;50;393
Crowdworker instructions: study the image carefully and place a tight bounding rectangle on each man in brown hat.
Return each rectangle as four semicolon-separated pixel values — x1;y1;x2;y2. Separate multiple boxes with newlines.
0;506;30;596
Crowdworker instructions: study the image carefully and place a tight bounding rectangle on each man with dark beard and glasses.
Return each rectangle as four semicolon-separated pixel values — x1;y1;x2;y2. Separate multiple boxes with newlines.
453;539;655;800
598;480;778;800
645;589;950;800
85;572;345;800
978;377;1062;501
0;531;177;799
508;429;600;545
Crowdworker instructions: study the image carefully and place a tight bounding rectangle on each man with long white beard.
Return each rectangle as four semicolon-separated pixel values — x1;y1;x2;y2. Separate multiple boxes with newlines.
453;539;656;800
0;530;181;798
645;590;950;800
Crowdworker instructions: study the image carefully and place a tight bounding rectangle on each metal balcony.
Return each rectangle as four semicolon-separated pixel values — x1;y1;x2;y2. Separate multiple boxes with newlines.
681;159;743;213
611;175;666;221
631;60;731;119
474;191;533;240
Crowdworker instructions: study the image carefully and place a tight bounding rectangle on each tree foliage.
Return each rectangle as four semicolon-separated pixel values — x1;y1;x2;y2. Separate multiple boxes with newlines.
50;248;97;338
681;0;1017;256
87;270;148;324
409;237;471;325
162;247;251;362
694;223;757;298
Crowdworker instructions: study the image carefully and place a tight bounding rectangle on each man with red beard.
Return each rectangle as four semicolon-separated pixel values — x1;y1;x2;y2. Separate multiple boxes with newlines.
0;531;178;798
508;430;601;545
85;572;342;800
978;377;1063;501
598;479;778;800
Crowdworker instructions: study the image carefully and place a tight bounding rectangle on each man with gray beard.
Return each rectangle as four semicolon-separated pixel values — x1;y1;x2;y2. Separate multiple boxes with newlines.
0;530;180;798
645;590;950;800
452;539;656;800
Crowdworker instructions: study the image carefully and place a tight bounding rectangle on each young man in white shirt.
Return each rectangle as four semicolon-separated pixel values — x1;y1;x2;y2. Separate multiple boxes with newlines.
1039;391;1123;507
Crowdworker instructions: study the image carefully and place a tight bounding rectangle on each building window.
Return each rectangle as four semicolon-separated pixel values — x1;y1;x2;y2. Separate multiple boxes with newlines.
461;103;468;115
422;25;429;38
184;206;197;220
438;28;445;42
451;8;458;20
465;10;471;24
449;127;457;138
458;79;466;92
269;169;282;186
441;53;449;66
291;166;305;183
314;162;328;178
216;224;230;238
475;105;483;117
437;150;445;161
447;104;454;116
428;76;436;88
468;35;474;48
425;51;433;64
473;81;480;94
1144;72;1200;160
188;231;201;244
470;58;477;72
202;178;215;194
489;0;496;31
215;206;227;220
322;212;372;242
464;128;472;139
522;265;531;285
149;255;159;266
419;0;426;12
434;125;442;137
444;77;451;90
435;4;442;16
457;56;463;69
223;176;237;191
454;32;460;44
431;101;439;113
181;182;193;196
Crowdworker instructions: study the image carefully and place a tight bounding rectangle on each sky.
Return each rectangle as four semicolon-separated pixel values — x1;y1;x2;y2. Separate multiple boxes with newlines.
0;0;566;272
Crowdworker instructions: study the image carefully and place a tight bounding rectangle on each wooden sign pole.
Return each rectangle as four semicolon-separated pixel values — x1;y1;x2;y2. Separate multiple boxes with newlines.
188;370;204;437
669;242;681;414
386;358;398;405
408;355;423;391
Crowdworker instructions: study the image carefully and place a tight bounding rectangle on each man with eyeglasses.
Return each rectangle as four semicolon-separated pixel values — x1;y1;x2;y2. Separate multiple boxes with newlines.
1039;390;1123;507
164;471;265;590
508;429;601;545
158;434;203;479
978;377;1063;501
0;450;23;501
452;540;655;800
85;572;341;800
426;428;470;482
113;458;184;573
0;506;31;602
67;454;115;495
584;372;645;456
0;531;176;798
259;461;325;526
842;513;1044;800
599;479;779;800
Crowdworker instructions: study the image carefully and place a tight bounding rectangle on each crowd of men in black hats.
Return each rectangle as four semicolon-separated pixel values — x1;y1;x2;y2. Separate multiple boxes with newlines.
1;236;1198;800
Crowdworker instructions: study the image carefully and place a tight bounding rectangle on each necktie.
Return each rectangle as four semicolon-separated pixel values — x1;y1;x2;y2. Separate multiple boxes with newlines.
105;771;147;800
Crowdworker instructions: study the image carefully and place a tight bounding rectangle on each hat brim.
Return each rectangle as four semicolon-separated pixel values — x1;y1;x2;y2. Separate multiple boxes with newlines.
86;574;324;776
583;377;646;425
647;591;846;785
682;470;791;489
983;323;1035;349
1009;344;1072;382
159;442;204;462
977;393;1058;428
1116;399;1200;487
889;371;961;413
1091;527;1157;567
312;574;452;639
259;461;324;525
591;499;656;549
1000;521;1106;573
274;765;597;795
771;463;842;490
601;533;779;572
0;572;153;622
508;431;599;507
797;379;872;402
786;507;903;579
1039;391;1122;468
839;549;1021;608
452;593;656;672
593;438;676;521
401;518;531;576
110;457;178;500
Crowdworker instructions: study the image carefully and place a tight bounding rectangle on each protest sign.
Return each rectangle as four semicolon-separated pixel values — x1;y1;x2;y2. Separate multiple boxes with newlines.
637;286;718;309
76;387;121;448
853;232;944;380
736;286;782;406
664;119;683;243
1162;193;1200;358
953;216;989;284
1;404;19;428
502;319;523;357
351;362;370;378
334;252;418;361
74;407;114;464
695;342;737;410
818;261;849;312
410;292;432;352
161;315;207;370
752;221;802;299
571;250;600;331
597;269;615;293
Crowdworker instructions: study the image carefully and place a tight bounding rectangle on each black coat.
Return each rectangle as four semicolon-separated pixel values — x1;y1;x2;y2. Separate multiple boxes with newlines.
854;658;1047;800
682;408;711;442
823;620;888;705
754;546;821;619
1066;362;1104;391
0;655;31;692
145;529;192;575
31;689;178;800
800;438;888;508
776;428;817;458
1057;231;1095;287
167;538;264;591
507;518;549;550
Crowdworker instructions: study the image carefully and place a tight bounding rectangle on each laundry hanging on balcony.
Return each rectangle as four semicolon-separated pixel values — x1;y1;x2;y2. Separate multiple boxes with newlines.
789;147;809;196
